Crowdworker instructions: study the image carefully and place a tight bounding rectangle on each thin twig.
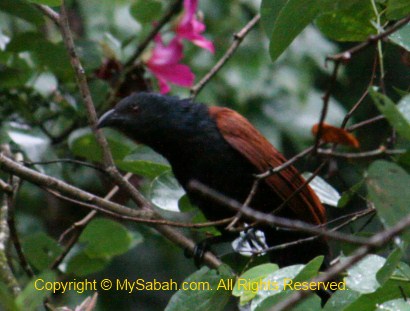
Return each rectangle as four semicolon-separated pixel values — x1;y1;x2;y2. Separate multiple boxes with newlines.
273;210;410;310
313;61;341;153
255;112;387;181
340;53;378;129
51;172;134;269
190;14;261;98
318;147;406;159
189;180;371;246
59;3;115;168
0;153;153;219
327;15;410;62
34;4;60;25
106;0;183;107
347;115;385;132
23;159;107;174
0;195;21;295
125;0;183;67
226;179;260;231
45;187;233;231
255;146;315;179
7;172;35;278
272;161;327;216
322;208;375;228
57;172;133;245
0;179;12;194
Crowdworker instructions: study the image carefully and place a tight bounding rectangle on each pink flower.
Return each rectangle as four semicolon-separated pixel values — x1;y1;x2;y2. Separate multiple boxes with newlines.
176;0;215;53
146;35;195;94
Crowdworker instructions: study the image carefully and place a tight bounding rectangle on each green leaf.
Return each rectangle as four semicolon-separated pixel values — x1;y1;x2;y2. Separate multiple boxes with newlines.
260;0;287;37
233;263;279;305
120;146;170;178
262;0;325;62
0;30;10;51
149;171;185;212
394;262;410;280
119;159;170;179
27;0;62;6
367;160;410;242
316;0;376;42
68;218;142;276
292;256;324;282
390;24;410;52
252;264;303;307
6;127;50;162
178;194;196;212
0;0;44;26
323;289;361;311
178;195;220;235
0;60;32;88
252;257;323;309
6;32;72;80
376;298;410;310
68;128;136;162
386;0;410;20
79;218;139;258
165;266;234;311
345;254;385;293
255;291;321;311
16;270;56;310
0;282;18;311
397;94;410;123
66;252;109;276
22;232;63;271
130;0;163;24
398;150;410;171
190;210;221;236
370;88;410;140
345;278;410;311
337;180;364;208
75;39;103;71
376;248;403;286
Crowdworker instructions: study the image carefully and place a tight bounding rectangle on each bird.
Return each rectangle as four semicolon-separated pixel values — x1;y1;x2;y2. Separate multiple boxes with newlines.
97;92;329;267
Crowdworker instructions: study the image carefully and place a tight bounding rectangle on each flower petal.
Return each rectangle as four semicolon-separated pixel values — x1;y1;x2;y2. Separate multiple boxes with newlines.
148;63;195;87
148;36;183;66
176;0;215;53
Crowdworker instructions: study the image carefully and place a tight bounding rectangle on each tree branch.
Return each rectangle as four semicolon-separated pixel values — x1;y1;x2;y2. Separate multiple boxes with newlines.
0;154;223;268
327;15;410;62
34;4;60;25
0;179;12;194
189;181;370;246
313;61;341;153
318;147;406;159
6;172;35;278
190;14;261;98
124;0;183;67
273;210;410;310
0;195;21;296
0;153;152;219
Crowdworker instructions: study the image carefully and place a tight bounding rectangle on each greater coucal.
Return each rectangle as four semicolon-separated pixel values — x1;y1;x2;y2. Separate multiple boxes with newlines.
97;92;329;266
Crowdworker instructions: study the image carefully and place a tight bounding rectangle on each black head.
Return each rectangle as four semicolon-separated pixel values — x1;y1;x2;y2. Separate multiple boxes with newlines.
97;92;209;154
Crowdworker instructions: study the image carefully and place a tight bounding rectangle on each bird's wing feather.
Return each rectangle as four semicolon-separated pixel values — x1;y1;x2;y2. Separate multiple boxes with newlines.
209;107;325;225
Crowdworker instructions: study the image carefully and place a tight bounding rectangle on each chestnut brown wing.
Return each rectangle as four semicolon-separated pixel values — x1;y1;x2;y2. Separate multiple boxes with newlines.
209;106;326;225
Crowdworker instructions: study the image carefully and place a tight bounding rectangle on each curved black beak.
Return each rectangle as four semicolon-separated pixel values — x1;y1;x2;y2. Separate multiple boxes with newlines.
97;109;116;129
